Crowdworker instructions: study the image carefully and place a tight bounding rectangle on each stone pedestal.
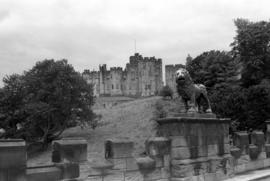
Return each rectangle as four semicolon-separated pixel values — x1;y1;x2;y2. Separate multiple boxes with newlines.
52;137;87;163
156;115;232;180
0;139;27;181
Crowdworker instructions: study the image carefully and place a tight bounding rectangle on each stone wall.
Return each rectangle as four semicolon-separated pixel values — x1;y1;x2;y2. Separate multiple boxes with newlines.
0;138;83;181
165;64;185;97
82;53;163;97
3;118;270;181
86;117;270;181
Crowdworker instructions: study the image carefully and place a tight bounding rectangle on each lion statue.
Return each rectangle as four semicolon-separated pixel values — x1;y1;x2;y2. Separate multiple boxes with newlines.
175;68;212;113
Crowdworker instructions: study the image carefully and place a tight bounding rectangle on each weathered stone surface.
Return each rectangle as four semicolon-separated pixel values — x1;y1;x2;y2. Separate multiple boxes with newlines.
0;168;26;181
204;173;218;181
52;137;87;162
266;120;270;143
245;160;264;171
55;162;80;179
107;158;126;170
164;154;170;167
136;156;156;171
86;176;102;181
263;158;270;167
125;171;144;181
156;117;230;138
85;53;163;97
251;131;265;152
152;156;164;168
230;147;241;159
52;150;62;163
249;144;259;160
145;137;171;156
171;164;195;178
126;158;139;171
171;144;226;160
143;168;162;181
234;164;246;173
170;176;204;181
91;159;114;175
0;139;26;169
171;135;207;148
265;144;270;158
26;166;62;181
161;167;170;179
233;131;249;154
236;155;250;165
105;139;134;159
103;171;124;181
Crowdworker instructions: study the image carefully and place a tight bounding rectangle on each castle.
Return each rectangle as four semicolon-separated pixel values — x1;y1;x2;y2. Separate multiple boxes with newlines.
165;64;185;96
82;53;163;97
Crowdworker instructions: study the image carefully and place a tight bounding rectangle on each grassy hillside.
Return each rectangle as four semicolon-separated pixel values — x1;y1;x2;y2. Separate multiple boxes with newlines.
64;96;161;158
28;96;162;166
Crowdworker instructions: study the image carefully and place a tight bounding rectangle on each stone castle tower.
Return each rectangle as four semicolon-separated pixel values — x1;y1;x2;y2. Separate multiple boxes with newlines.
82;53;163;97
165;64;185;96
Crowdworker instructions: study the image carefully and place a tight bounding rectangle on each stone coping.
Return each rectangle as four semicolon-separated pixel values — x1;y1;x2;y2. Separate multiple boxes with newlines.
171;154;232;166
105;138;134;144
0;139;25;142
169;112;217;118
156;117;231;125
53;139;87;145
0;139;26;147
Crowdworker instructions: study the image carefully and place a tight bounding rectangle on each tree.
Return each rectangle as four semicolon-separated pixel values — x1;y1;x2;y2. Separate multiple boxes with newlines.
186;50;239;90
0;59;97;144
231;18;270;87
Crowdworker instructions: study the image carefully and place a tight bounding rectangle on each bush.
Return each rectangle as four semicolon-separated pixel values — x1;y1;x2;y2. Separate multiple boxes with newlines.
0;59;97;145
210;81;270;131
159;85;173;99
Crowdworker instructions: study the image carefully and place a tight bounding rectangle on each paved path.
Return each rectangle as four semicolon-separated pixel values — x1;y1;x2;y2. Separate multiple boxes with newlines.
225;168;270;181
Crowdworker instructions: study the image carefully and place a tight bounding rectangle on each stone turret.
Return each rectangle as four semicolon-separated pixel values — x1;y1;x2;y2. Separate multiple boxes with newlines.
82;53;163;97
165;64;185;97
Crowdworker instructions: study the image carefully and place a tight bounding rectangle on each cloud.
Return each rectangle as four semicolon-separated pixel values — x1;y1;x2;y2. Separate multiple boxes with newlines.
0;0;270;86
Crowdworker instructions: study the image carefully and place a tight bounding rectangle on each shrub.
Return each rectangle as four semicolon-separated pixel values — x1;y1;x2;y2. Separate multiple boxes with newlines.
159;85;173;99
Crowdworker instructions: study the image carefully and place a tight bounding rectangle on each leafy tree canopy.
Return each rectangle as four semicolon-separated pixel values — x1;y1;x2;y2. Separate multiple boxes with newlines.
0;59;97;144
231;18;270;87
186;50;239;90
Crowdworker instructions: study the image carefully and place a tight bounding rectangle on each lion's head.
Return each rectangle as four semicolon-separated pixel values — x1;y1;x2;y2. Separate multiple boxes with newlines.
175;68;192;85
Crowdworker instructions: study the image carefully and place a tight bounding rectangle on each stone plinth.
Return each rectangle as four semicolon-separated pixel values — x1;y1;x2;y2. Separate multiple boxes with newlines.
0;139;26;169
233;131;249;154
0;139;27;181
156;115;231;180
52;137;87;163
145;137;171;157
26;165;61;181
105;139;134;159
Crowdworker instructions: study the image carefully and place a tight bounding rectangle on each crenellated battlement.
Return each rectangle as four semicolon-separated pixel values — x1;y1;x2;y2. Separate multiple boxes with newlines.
110;67;123;72
83;53;163;97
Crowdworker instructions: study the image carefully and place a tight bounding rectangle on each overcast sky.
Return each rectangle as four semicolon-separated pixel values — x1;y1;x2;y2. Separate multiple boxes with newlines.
0;0;270;84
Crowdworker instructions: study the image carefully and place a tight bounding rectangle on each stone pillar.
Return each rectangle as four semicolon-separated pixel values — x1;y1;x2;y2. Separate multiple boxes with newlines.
265;120;270;158
251;131;265;155
266;120;270;143
233;131;249;155
0;139;27;181
52;137;87;163
89;139;137;181
156;116;232;180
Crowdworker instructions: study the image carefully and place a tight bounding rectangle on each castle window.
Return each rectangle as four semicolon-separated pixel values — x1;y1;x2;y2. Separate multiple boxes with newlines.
112;84;114;89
